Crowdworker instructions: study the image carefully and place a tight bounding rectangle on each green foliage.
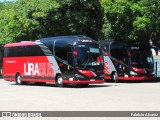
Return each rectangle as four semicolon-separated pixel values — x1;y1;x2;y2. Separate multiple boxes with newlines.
0;0;60;43
55;0;104;39
101;0;134;40
101;0;160;45
0;2;16;44
0;2;5;10
0;0;104;44
13;0;60;41
0;0;160;45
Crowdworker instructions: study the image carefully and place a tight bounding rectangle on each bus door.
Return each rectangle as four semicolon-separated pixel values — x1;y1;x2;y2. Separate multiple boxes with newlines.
67;49;74;76
54;41;74;79
110;43;130;76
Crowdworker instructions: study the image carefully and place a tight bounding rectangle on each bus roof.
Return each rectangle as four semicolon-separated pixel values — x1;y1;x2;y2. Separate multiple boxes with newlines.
4;35;96;48
99;40;146;46
98;40;113;46
37;35;96;45
4;41;36;47
39;35;93;41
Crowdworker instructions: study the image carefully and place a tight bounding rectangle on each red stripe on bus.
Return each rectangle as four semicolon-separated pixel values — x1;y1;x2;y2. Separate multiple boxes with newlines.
118;76;154;81
4;42;36;47
63;80;104;84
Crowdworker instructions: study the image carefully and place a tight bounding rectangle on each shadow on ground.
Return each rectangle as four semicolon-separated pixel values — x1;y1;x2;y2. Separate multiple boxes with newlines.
105;79;160;84
9;82;116;89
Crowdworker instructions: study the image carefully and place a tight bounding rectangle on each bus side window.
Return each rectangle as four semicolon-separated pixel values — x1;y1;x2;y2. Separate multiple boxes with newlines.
9;47;16;57
55;41;68;72
100;46;108;56
67;52;73;66
4;47;17;57
4;48;9;57
28;46;45;56
55;41;67;61
16;47;24;57
110;43;128;64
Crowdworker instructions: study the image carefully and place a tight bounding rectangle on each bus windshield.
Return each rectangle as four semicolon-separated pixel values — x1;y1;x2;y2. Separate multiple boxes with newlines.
131;51;153;68
75;44;103;70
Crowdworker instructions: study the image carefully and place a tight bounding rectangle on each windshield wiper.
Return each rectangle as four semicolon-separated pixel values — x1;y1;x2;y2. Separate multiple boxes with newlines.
54;55;73;68
82;58;90;69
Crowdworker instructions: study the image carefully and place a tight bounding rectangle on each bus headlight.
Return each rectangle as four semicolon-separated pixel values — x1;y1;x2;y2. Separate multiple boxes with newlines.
130;71;138;75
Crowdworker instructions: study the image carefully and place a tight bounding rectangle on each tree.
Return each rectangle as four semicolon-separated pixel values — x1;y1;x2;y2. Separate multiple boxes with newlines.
101;0;160;45
0;0;104;44
136;0;160;45
13;0;60;41
56;0;104;39
101;0;134;40
0;2;16;44
0;0;60;43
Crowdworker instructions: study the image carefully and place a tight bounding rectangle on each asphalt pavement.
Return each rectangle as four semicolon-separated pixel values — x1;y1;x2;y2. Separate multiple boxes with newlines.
0;78;160;120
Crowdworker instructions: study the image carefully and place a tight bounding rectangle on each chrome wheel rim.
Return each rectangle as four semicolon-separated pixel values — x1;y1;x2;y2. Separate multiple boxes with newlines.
58;77;63;85
17;75;21;84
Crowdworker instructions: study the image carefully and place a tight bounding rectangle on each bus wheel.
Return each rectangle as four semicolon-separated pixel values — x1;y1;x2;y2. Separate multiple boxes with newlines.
0;67;2;76
55;75;65;87
112;72;118;83
16;74;27;85
16;74;23;85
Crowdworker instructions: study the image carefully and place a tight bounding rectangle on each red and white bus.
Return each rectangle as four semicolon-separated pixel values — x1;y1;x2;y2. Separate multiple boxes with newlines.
3;36;104;87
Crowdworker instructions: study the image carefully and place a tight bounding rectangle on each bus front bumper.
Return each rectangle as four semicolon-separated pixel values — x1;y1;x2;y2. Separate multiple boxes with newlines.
63;79;104;84
104;75;155;81
118;76;155;81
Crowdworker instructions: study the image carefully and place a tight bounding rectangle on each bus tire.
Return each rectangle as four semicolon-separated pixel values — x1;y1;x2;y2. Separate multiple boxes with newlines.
0;67;2;76
55;75;65;87
16;74;23;85
111;72;118;83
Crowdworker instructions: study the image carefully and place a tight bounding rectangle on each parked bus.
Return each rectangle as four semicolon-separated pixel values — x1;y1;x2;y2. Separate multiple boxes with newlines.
151;46;160;79
99;40;154;82
3;36;104;87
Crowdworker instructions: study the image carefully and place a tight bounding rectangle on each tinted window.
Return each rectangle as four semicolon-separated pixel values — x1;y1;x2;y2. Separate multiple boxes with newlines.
4;48;9;57
55;41;72;62
75;44;103;70
28;46;45;56
4;45;45;57
16;47;25;56
100;45;108;55
4;47;16;57
41;41;54;54
110;42;128;62
55;47;73;62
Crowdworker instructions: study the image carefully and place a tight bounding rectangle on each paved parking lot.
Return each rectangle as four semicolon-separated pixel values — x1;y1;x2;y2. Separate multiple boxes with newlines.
0;78;160;119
